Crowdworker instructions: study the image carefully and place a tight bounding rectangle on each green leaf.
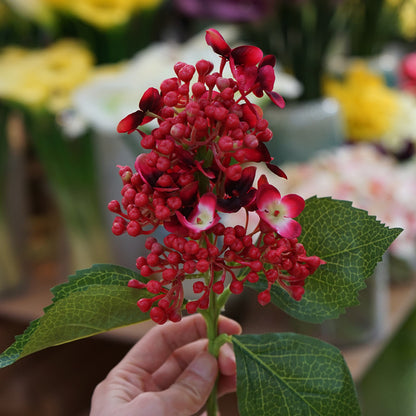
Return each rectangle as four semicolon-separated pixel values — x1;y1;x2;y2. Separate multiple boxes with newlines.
233;332;361;416
249;197;402;323
0;264;151;368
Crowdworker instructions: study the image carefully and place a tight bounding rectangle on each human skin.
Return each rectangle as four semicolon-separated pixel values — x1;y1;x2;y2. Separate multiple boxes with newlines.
90;314;242;416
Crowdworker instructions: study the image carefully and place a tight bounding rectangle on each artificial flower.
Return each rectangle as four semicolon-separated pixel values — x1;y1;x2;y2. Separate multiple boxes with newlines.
256;183;304;238
176;193;221;231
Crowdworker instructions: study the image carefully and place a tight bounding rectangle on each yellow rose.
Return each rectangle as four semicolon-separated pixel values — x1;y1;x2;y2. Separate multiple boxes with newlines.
0;40;94;112
42;0;162;29
325;63;399;141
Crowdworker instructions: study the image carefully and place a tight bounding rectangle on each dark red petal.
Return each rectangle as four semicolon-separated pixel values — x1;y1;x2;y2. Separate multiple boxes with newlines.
179;181;199;205
260;54;276;68
258;65;275;92
117;110;144;133
224;166;256;194
139;87;162;112
205;28;231;57
266;90;285;108
236;65;258;91
266;162;287;179
231;45;263;66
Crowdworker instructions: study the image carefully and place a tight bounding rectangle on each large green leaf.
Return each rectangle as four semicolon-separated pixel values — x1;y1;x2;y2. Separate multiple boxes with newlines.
0;264;151;368
233;332;361;416
249;196;402;323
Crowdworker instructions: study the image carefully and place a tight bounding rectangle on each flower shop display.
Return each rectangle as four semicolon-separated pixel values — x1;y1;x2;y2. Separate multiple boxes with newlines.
0;29;402;415
272;143;416;277
325;61;416;159
0;39;112;274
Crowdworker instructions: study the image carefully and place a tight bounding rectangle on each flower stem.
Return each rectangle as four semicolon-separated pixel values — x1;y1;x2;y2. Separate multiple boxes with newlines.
201;286;232;416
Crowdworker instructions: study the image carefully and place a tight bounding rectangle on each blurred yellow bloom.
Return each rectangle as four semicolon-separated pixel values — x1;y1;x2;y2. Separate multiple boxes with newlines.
3;0;54;25
43;0;162;29
0;40;94;112
324;62;399;141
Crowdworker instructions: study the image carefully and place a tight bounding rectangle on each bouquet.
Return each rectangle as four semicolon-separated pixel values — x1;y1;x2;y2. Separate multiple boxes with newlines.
0;29;401;415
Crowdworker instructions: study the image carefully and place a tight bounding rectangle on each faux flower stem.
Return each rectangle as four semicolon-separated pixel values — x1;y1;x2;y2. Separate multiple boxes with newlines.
202;287;232;416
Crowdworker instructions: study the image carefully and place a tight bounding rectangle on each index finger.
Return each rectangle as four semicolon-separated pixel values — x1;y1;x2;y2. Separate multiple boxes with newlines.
121;314;241;374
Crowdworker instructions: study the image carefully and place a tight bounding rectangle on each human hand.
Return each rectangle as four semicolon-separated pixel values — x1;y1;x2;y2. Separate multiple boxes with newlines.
90;314;242;416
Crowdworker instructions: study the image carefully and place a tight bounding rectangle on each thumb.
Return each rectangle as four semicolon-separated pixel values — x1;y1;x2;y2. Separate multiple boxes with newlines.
157;352;218;415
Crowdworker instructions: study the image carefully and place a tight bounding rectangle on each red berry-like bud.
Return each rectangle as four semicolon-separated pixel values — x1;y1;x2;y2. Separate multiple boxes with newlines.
248;246;261;259
247;272;259;283
258;290;271;306
234;225;245;238
112;219;125;236
196;59;214;77
230;280;244;294
136;256;147;268
184;260;196;274
193;281;205;293
196;259;210;273
168;309;182;322
146;253;160;267
141;134;155;149
212;281;224;294
147;280;162;293
150;307;167;324
167;251;181;265
170;123;187;139
265;269;278;283
128;279;146;289
226;164;242;181
164;90;179;107
144;237;157;250
178;64;196;82
250;261;263;272
137;298;153;312
127;220;142;236
108;200;121;213
140;265;153;277
155;205;171;220
192;82;206;98
162;268;177;281
160;78;179;94
184;240;200;255
218;135;234;152
186;300;199;314
290;285;305;301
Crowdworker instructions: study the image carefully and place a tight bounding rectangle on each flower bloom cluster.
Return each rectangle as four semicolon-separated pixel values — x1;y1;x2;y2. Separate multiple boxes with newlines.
109;29;325;324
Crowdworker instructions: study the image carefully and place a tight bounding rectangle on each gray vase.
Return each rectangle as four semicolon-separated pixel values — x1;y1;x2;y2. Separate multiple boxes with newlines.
264;97;345;164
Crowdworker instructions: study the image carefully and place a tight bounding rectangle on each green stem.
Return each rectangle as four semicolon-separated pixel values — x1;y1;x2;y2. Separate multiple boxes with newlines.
201;285;232;416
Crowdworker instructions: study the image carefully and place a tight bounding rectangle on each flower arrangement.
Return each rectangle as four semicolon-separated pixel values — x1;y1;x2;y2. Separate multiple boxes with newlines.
325;61;416;158
0;39;112;271
0;29;401;415
271;144;416;268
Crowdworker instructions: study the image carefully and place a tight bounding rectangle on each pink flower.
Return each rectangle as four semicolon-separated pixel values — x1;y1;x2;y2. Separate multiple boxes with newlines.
256;184;304;238
176;193;220;232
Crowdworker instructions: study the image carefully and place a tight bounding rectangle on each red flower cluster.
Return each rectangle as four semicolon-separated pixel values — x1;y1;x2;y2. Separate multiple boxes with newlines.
109;29;325;324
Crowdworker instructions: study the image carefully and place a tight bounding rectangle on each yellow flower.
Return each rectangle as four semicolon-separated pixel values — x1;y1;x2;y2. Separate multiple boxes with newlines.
324;62;399;141
399;1;416;40
0;40;94;112
42;0;162;29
